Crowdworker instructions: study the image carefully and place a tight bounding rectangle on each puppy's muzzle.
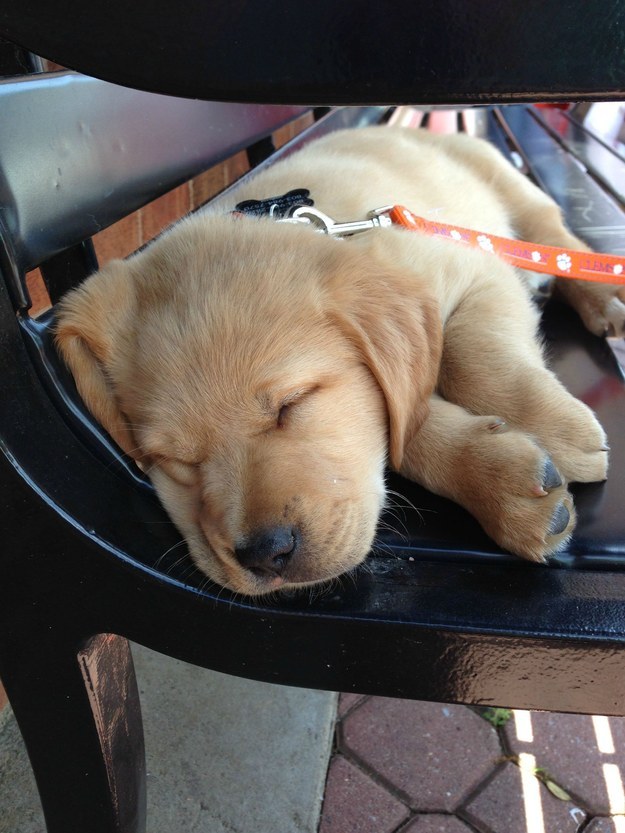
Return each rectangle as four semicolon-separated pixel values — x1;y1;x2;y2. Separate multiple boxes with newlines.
235;526;298;578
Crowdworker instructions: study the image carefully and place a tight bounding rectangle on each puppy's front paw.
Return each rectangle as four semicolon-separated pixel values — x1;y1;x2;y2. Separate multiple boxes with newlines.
483;451;576;563
460;424;577;562
537;395;609;484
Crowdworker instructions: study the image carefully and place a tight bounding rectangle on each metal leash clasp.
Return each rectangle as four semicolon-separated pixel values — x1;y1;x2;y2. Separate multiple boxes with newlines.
278;205;394;238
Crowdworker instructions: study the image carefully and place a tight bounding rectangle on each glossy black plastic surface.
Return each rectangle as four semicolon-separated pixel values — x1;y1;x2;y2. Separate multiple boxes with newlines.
1;60;625;833
1;92;624;711
1;1;625;104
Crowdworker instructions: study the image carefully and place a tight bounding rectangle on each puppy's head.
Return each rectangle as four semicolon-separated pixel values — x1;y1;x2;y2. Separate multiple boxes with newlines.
56;216;440;595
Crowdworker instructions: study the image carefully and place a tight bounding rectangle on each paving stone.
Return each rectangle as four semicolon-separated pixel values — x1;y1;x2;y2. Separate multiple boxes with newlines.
462;762;586;833
402;813;474;832
318;755;409;833
340;698;501;811
504;710;625;814
338;693;367;718
585;818;625;832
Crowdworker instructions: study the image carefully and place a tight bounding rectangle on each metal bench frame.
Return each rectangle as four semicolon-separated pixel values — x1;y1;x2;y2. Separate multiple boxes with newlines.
0;17;625;833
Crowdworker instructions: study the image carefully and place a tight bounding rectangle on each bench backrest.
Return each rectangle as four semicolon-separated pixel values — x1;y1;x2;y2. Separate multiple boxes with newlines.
1;71;308;300
2;1;625;104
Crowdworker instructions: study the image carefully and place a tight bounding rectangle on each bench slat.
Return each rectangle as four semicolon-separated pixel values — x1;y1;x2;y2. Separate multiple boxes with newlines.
0;71;309;276
462;108;516;165
532;106;625;206
569;104;625;163
496;107;625;255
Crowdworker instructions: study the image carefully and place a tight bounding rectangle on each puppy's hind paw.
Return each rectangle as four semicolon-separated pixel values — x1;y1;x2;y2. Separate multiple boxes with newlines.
572;283;625;338
604;297;625;337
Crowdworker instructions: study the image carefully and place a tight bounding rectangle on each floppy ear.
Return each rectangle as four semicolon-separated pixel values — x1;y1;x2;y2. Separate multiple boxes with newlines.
325;251;442;470
54;259;138;457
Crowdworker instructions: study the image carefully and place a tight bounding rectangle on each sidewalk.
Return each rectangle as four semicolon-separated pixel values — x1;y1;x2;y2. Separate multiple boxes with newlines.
0;644;336;833
319;695;625;833
3;649;625;833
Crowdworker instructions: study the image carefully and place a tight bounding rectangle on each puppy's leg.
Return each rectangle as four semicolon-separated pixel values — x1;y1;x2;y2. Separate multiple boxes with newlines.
507;186;625;337
441;132;625;336
401;395;574;561
437;276;609;487
484;140;625;336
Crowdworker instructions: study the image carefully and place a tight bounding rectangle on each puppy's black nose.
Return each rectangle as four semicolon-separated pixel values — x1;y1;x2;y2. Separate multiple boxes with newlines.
235;527;297;577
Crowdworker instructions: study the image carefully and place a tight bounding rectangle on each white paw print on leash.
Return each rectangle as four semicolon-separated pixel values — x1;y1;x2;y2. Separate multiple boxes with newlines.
557;253;572;272
477;234;494;253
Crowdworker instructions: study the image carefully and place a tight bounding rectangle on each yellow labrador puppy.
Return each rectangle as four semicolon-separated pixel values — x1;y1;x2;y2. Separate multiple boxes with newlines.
56;126;623;595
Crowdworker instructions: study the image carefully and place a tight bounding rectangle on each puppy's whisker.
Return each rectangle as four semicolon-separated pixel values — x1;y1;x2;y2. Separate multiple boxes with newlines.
384;489;429;524
100;448;146;473
212;581;229;604
384;488;420;510
307;576;337;603
375;522;409;546
116;423;150;433
330;575;343;594
207;577;221;596
380;509;404;529
167;553;196;575
114;437;149;454
343;568;360;590
312;581;327;602
357;557;377;575
370;538;401;559
230;590;247;609
178;566;201;584
153;539;188;571
156;540;186;564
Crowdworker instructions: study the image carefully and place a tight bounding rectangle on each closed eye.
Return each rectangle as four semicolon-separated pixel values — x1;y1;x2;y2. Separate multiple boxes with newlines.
274;384;322;430
158;458;199;486
277;403;291;428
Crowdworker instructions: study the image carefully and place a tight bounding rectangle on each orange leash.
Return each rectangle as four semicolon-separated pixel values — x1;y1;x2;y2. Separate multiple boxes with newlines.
386;205;625;286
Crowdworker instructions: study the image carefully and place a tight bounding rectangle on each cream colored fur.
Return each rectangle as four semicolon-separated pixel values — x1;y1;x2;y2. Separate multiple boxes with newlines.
55;127;624;595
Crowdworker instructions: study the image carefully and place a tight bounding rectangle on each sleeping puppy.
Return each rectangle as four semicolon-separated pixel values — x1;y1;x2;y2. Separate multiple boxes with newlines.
55;126;624;595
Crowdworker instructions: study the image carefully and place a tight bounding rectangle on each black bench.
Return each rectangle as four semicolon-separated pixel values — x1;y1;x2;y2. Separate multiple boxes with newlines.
1;11;625;833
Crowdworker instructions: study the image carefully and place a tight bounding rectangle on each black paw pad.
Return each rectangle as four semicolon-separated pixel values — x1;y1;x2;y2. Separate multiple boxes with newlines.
542;458;562;491
548;503;570;536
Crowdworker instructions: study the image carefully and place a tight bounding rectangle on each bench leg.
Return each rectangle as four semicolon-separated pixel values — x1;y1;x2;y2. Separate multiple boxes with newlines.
1;632;146;833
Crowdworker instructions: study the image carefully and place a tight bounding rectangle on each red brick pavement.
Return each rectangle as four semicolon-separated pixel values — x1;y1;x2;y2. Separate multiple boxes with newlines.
318;695;625;833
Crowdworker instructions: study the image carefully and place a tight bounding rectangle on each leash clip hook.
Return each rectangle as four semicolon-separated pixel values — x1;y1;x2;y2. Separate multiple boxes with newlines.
279;205;393;238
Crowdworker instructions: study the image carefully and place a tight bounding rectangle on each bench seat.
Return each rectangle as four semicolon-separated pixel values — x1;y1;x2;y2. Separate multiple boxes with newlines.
0;61;624;833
